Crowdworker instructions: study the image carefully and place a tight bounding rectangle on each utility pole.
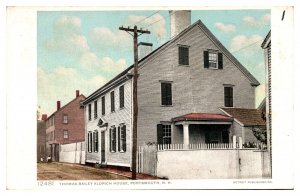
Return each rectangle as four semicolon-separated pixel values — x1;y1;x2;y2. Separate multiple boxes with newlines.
119;25;150;180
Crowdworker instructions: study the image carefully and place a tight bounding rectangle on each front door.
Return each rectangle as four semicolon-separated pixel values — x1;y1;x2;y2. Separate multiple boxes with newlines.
101;131;105;163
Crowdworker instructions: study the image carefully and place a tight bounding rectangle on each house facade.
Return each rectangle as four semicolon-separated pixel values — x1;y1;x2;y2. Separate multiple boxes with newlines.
261;31;271;152
83;11;261;168
82;77;132;167
45;90;85;161
37;114;47;162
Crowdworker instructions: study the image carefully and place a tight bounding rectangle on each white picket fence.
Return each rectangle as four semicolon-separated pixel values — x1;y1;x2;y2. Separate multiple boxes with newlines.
137;145;157;176
157;142;266;151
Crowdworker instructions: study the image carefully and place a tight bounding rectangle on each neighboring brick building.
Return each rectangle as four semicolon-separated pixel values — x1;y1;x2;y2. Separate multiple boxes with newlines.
37;114;47;162
45;90;85;161
82;10;261;169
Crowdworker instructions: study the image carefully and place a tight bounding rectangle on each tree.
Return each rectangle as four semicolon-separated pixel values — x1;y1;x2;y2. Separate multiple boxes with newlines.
37;105;41;120
252;126;267;144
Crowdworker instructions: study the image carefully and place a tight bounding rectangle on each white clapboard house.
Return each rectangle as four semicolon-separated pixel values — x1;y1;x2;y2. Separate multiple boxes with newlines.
81;11;265;169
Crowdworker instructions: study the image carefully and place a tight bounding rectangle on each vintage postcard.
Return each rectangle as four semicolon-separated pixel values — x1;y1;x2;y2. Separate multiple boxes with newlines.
5;4;295;190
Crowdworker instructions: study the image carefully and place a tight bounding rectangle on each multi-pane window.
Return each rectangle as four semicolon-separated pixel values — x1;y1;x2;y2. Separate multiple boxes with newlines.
110;126;116;152
119;85;124;109
63;130;69;139
93;131;98;152
111;91;115;112
208;52;218;69
101;96;105;115
178;46;189;65
94;100;98;119
88;104;91;121
162;125;171;144
204;50;223;69
118;124;126;152
88;132;92;153
157;124;171;144
224;86;233;107
63;114;68;124
161;82;172;106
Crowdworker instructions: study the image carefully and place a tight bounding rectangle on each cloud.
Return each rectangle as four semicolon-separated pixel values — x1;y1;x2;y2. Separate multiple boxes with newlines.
38;66;108;115
243;14;270;28
214;22;236;33
89;27;132;51
124;14;167;38
80;52;128;76
229;34;263;53
45;15;89;55
89;13;167;51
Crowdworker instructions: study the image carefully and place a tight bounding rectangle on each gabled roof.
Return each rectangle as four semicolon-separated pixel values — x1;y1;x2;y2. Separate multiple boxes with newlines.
261;30;271;49
257;97;266;111
220;108;266;127
83;19;260;105
47;94;86;120
172;113;233;122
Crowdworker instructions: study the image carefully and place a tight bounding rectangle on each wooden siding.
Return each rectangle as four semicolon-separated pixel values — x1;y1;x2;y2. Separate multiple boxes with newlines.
137;24;256;146
85;80;131;166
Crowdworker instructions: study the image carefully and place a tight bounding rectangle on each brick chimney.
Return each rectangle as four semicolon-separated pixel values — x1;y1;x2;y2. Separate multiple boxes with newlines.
76;90;80;98
138;42;153;60
41;114;47;121
170;10;191;38
57;101;61;111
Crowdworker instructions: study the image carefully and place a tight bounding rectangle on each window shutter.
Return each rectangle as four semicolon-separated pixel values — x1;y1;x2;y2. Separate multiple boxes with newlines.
230;87;233;107
122;125;126;152
204;51;209;68
157;124;163;144
224;87;229;107
218;53;223;69
87;133;90;152
109;129;111;152
167;83;172;105
117;127;120;152
161;83;166;105
178;47;182;65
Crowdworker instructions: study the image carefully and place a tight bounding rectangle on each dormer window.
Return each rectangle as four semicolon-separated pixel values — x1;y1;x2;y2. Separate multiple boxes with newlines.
204;50;223;69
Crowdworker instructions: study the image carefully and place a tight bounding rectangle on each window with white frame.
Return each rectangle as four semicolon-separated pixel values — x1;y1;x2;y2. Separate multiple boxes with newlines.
162;125;171;144
118;124;126;152
204;50;223;69
63;130;69;139
208;51;218;69
63;114;68;124
110;126;116;152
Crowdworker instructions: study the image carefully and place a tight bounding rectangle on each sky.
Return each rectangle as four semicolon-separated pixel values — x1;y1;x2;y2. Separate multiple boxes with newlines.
37;9;270;116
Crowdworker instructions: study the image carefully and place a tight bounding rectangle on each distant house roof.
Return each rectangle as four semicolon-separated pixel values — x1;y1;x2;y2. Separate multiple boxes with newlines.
172;113;233;122
47;94;86;120
83;19;260;105
257;97;266;111
261;30;271;49
220;108;266;127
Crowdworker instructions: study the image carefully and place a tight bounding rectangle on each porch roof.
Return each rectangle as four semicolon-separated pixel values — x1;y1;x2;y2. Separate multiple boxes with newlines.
220;108;266;127
172;113;233;123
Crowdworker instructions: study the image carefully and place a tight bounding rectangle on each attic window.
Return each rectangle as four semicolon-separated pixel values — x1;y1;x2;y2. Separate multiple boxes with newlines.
178;46;189;65
204;50;223;69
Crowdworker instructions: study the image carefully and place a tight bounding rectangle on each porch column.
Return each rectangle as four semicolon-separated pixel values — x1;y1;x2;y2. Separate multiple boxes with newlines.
183;123;190;149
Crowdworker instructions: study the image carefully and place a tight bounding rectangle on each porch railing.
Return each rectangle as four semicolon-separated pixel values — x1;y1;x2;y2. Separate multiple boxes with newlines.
157;142;267;151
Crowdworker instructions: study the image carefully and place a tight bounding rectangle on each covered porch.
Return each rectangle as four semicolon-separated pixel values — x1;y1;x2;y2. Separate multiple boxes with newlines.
171;113;233;148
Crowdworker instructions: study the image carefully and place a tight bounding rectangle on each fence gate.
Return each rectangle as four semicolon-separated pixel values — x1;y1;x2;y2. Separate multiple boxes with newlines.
137;145;157;176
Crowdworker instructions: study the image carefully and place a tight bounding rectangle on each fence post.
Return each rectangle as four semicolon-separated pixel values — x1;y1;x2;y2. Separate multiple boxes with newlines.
233;135;237;149
238;137;243;149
